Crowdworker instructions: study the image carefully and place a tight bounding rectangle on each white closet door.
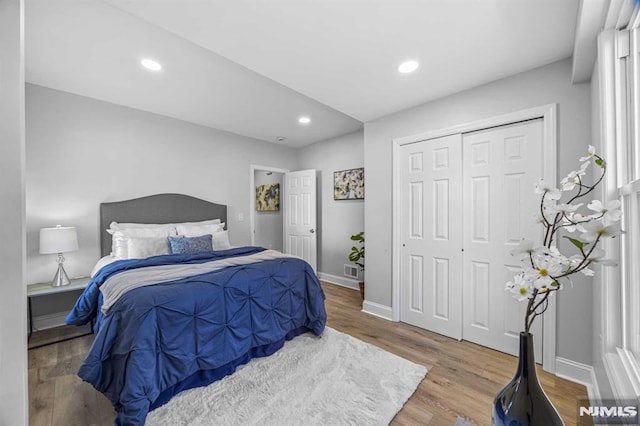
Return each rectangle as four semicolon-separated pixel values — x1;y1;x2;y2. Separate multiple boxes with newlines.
462;119;544;361
399;134;463;339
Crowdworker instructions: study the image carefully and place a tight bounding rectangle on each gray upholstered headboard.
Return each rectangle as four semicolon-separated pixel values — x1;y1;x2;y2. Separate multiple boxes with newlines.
100;194;227;257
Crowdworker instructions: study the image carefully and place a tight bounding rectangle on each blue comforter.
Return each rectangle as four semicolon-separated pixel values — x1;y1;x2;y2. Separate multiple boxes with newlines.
66;247;327;425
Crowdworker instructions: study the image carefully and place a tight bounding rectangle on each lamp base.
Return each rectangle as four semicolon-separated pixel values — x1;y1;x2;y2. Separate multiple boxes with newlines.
51;262;71;287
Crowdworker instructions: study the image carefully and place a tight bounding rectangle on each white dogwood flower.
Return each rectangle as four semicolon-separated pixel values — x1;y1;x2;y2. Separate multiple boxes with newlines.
552;203;582;213
579;145;596;162
580;221;623;243
534;179;561;200
581;267;595;276
562;213;589;233
524;257;563;290
510;240;552;262
506;274;534;302
510;239;534;258
586;248;619;267
561;162;590;191
561;177;578;191
547;247;572;268
587;199;622;225
573;248;618;276
578;160;590;174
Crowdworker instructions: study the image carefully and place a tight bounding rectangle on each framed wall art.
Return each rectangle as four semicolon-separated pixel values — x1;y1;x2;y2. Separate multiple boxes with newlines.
255;183;280;211
334;168;364;200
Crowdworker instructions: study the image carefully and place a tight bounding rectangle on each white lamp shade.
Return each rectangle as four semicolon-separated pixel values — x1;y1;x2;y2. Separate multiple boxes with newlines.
39;226;79;254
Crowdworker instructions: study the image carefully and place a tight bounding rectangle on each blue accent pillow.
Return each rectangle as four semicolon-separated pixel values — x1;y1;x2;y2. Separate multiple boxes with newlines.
168;235;213;254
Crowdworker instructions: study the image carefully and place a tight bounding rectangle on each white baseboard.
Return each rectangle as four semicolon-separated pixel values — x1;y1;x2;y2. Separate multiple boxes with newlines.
603;351;638;402
556;357;600;402
589;366;602;402
32;311;68;331
318;272;359;291
362;300;393;321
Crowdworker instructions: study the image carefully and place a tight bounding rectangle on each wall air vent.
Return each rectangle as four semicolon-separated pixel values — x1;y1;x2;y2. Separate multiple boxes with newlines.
344;264;359;279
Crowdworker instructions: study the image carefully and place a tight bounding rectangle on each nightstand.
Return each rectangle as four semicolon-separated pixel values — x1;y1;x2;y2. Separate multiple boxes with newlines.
27;276;91;349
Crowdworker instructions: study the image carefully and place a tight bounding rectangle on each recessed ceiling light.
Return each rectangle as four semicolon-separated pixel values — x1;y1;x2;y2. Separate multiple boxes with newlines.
398;60;419;74
298;116;311;124
141;58;162;72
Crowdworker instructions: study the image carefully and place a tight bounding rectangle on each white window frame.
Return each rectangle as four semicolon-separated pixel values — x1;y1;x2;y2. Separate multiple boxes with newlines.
618;15;640;393
599;3;640;399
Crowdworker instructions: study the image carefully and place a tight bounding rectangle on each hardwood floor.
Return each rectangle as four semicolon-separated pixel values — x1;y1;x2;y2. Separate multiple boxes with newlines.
323;284;589;426
28;282;589;425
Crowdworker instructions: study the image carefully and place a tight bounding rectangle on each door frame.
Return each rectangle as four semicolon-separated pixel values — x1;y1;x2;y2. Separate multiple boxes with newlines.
391;104;558;372
249;164;289;247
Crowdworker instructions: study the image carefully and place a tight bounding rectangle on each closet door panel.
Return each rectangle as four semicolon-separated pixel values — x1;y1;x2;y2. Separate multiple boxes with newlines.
462;119;544;361
399;134;463;339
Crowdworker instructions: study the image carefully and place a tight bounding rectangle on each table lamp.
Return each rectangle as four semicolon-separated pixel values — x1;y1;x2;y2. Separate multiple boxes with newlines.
39;225;79;287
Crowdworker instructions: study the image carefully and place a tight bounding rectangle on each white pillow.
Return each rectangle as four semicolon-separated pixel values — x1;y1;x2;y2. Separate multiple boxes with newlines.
175;218;221;226
108;221;175;233
109;218;221;231
127;236;170;259
175;222;225;237
212;231;231;250
108;226;176;259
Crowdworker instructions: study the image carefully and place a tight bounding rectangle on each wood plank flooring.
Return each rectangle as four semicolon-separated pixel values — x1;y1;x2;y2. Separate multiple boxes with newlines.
28;282;589;425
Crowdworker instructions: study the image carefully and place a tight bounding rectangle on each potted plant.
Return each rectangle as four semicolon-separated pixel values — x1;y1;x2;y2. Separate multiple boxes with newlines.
348;231;365;300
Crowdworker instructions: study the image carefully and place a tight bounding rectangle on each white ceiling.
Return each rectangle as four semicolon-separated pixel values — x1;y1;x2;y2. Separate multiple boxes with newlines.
26;0;579;147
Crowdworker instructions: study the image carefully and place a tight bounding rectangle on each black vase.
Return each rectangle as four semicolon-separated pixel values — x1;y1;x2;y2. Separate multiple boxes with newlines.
492;332;564;425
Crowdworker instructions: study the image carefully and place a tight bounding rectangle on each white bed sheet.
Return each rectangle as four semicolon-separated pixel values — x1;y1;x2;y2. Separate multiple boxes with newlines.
90;255;119;277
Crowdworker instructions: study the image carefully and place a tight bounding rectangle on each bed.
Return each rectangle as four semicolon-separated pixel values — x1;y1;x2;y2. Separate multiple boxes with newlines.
65;194;327;425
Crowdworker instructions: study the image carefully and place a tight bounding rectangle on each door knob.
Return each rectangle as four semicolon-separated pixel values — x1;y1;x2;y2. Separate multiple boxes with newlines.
310;229;315;233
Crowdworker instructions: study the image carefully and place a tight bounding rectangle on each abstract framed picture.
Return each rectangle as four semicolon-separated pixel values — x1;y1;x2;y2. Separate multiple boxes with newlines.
255;183;280;211
334;168;364;200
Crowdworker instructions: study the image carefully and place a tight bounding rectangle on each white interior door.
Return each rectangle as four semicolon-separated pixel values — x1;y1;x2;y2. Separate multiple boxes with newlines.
462;119;544;361
399;134;463;339
284;169;317;271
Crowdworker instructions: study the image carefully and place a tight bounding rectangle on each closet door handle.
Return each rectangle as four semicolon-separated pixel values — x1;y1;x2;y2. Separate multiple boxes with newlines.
309;229;315;234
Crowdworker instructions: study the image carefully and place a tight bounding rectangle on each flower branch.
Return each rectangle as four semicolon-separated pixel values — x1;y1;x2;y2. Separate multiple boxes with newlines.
507;145;622;334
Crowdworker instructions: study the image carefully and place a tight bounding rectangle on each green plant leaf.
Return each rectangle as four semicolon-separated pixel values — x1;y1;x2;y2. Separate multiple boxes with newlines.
350;232;364;242
348;232;364;271
595;158;606;168
349;247;364;263
563;236;585;250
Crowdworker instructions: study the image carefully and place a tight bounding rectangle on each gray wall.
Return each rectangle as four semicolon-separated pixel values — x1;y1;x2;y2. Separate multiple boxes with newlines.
0;0;28;422
297;130;364;282
363;58;593;365
254;170;284;251
26;84;298;283
26;84;298;316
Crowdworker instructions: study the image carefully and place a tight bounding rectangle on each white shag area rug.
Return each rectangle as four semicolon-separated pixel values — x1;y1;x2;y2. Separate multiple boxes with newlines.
146;327;427;425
